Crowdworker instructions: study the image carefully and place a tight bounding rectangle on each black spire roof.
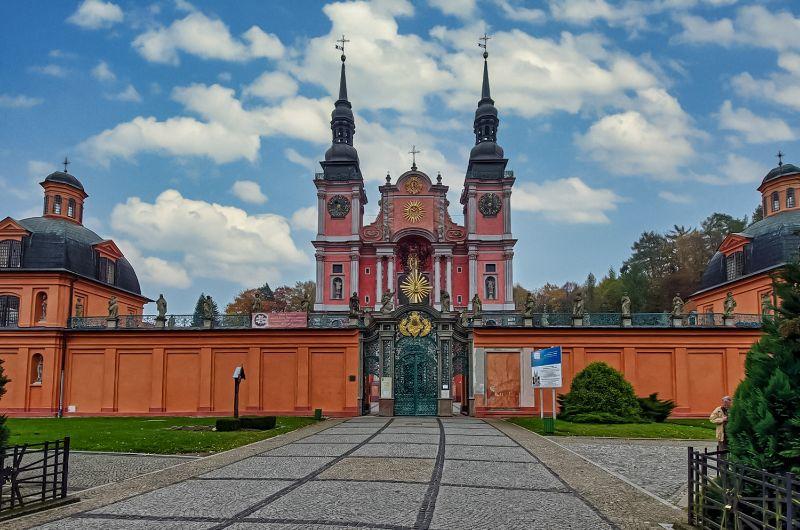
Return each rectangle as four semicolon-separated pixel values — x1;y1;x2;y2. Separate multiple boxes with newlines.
761;163;800;187
466;46;508;180
320;46;362;181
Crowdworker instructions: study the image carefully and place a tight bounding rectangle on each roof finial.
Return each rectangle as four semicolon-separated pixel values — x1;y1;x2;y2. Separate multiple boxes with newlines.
335;34;349;63
62;156;70;173
478;32;491;59
409;145;420;171
777;150;785;167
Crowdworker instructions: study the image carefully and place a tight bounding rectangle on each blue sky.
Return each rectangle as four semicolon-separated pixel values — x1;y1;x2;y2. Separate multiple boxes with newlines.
2;0;799;312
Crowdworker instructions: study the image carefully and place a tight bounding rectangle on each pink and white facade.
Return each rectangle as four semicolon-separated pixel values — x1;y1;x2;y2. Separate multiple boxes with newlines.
313;51;516;312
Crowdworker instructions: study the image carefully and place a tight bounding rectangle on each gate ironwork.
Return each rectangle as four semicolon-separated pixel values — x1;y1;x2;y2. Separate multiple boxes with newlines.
393;311;438;416
0;437;70;513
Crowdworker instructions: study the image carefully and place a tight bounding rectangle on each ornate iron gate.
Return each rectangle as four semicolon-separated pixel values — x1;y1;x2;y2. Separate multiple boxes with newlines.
393;311;438;416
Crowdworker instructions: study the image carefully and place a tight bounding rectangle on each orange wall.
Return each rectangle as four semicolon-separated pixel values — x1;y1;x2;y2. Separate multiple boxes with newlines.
473;327;761;418
0;328;360;417
689;272;774;315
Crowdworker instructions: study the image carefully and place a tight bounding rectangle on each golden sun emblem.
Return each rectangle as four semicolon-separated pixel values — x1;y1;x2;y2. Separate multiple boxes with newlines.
403;201;424;223
400;255;432;304
399;311;432;337
404;175;423;195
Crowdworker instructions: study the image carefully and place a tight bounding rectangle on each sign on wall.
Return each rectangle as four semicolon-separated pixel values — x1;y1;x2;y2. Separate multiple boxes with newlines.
531;346;562;388
251;312;308;329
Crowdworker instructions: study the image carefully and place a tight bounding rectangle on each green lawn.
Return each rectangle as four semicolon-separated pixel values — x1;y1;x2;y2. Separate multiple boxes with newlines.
6;416;318;454
508;417;716;439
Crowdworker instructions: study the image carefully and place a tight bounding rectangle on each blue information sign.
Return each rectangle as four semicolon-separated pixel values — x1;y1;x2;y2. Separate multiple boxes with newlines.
531;346;563;388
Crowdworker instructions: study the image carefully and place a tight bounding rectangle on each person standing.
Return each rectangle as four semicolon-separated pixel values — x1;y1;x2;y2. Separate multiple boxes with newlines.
709;396;732;452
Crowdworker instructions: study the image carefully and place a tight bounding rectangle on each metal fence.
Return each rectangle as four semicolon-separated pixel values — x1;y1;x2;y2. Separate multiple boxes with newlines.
479;312;764;329
0;438;70;513
688;447;800;529
70;312;356;330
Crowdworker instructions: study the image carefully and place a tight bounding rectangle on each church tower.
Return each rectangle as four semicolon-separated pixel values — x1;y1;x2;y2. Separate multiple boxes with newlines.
460;40;516;310
313;40;367;310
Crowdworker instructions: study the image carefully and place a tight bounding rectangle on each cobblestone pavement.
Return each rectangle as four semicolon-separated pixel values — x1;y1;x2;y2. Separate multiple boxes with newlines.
553;437;715;506
68;453;199;492
38;417;614;529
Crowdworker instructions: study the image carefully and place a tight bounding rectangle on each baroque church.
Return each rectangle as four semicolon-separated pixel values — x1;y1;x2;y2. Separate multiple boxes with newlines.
0;41;792;419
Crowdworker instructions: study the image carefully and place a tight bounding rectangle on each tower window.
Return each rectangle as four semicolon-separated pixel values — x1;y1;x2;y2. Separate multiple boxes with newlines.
0;240;22;268
365;295;370;304
332;263;343;274
788;188;795;208
726;251;744;281
772;191;780;212
457;266;463;273
457;295;462;304
0;295;20;327
67;198;76;217
485;263;496;273
364;267;370;275
43;195;49;215
763;197;767;215
53;195;62;215
97;256;116;285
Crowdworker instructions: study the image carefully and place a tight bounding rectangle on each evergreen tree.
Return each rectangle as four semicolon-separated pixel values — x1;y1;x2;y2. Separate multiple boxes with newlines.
0;356;10;448
584;273;597;312
259;283;275;301
751;204;764;225
192;293;219;326
728;263;800;473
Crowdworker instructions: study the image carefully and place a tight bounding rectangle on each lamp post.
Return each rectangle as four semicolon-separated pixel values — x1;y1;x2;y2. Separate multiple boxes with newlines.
232;366;246;419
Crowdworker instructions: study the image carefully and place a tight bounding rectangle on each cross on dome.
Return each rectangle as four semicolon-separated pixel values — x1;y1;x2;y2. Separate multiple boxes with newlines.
409;145;420;170
62;157;70;173
777;150;785;167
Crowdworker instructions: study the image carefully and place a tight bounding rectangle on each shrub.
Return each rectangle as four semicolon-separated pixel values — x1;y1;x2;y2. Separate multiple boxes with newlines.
215;418;241;432
314;408;323;420
560;362;643;423
0;357;10;449
239;416;277;430
637;393;676;422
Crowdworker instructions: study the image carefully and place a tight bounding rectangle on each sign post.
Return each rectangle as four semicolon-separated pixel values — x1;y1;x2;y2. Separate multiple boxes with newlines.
232;366;246;419
531;347;562;434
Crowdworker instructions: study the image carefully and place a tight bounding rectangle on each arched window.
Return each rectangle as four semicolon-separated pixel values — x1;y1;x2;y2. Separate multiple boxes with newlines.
53;195;62;214
788;188;795;208
97;256;116;285
772;191;780;212
0;295;20;327
485;276;497;300
0;240;22;268
331;277;343;300
31;354;43;384
67;198;76;217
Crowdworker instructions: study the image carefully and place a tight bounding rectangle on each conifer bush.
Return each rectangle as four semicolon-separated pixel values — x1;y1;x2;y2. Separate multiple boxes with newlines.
0;357;10;449
637;393;676;423
728;262;800;473
560;362;643;423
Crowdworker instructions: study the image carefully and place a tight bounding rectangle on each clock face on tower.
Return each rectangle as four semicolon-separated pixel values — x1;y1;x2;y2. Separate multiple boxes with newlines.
327;195;351;218
478;193;502;217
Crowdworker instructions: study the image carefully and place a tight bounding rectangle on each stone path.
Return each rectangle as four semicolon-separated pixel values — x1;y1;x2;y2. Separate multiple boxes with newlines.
37;417;614;529
68;452;199;493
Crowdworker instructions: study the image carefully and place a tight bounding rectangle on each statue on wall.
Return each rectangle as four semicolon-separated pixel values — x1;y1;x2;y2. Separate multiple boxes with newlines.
380;290;394;313
332;277;343;300
471;294;482;317
459;307;470;327
761;293;771;316
440;290;451;312
621;293;631;318
523;292;535;318
300;293;312;313
108;296;119;320
156;294;167;320
40;294;47;321
541;305;549;327
572;292;584;317
251;292;263;313
349;292;360;317
485;276;496;300
75;298;84;318
723;291;737;317
671;293;684;317
202;295;214;320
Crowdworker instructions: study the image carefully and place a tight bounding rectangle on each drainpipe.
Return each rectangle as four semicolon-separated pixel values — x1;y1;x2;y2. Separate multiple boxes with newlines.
57;277;76;418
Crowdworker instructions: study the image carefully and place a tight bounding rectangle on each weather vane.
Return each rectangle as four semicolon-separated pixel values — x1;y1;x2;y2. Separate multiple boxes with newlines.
478;33;491;57
62;156;70;173
409;145;420;170
777;150;785;166
335;34;349;62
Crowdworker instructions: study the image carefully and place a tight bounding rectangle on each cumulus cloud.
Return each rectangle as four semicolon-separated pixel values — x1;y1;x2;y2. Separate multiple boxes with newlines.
732;53;800;112
231;180;267;204
132;11;284;65
0;94;42;108
28;64;68;77
284;148;317;173
674;6;800;51
115;239;191;289
512;177;623;223
91;60;116;82
658;191;692;204
494;0;546;23
717;100;795;143
695;154;768;186
428;0;477;19
244;71;298;100
110;189;308;287
27;160;53;177
105;84;142;102
291;206;318;231
67;0;123;29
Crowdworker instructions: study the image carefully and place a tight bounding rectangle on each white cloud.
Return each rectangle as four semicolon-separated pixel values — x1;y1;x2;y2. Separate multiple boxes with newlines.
695;154;768;186
674;6;800;51
512;177;623;223
428;0;477;19
494;0;546;23
231;180;267;204
717;100;795;143
576;88;699;179
91;60;116;82
27;160;53;177
67;0;123;29
732;53;800;112
105;84;142;102
132;11;284;65
0;94;43;108
28;64;68;77
115;239;191;289
244;71;298;101
291;206;318;231
110;189;308;287
658;191;692;204
218;71;232;82
284;148;317;173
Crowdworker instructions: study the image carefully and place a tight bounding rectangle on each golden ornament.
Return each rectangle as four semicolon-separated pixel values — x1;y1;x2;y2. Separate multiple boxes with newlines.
404;175;422;195
400;255;432;304
399;311;432;337
403;200;424;223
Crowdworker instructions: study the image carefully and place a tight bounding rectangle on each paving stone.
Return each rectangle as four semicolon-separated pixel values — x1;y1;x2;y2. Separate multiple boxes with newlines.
382;426;441;434
250;480;427;527
38;518;216;529
371;433;440;444
261;443;357;457
446;434;517;446
443;428;500;436
301;433;372;444
66;453;197;492
351;442;439;459
88;478;291;518
231;522;391;530
444;444;537;462
431;485;614;529
201;456;335;479
318;457;434;482
316;427;382;435
442;460;564;490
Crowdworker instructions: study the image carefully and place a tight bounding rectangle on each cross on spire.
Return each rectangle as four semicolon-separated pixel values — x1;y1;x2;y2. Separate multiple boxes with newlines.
478;33;491;58
409;145;420;170
62;156;70;173
777;150;785;167
335;34;349;62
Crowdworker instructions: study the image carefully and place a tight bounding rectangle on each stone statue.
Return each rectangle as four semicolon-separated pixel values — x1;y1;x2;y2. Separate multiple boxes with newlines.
332;277;343;300
671;293;684;317
471;294;482;317
761;293;771;316
202;295;214;320
251;292;262;313
382;224;390;241
621;293;631;318
75;298;84;318
300;293;312;313
486;277;496;300
541;306;549;327
723;291;737;317
156;294;167;320
437;224;444;241
440;290;451;312
380;290;394;313
523;293;535;318
572;292;584;317
349;292;360;317
108;296;119;320
40;295;47;321
459;307;470;327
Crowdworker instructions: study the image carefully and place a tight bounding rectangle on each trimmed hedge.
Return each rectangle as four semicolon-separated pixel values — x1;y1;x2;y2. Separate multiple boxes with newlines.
314;409;323;420
560;362;643;423
239;416;277;430
215;418;241;432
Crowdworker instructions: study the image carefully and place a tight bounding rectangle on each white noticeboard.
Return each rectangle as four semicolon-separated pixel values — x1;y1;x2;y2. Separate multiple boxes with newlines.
531;346;563;388
380;377;392;398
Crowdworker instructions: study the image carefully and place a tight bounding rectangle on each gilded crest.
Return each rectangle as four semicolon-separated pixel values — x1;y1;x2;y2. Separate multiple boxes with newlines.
399;311;432;337
403;200;424;223
404;175;423;195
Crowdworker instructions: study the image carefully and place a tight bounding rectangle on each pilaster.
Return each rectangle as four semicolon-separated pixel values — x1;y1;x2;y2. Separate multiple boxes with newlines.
149;346;165;412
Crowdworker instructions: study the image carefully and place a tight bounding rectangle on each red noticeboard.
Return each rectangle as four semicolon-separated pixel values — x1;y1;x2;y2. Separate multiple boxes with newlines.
251;312;308;328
